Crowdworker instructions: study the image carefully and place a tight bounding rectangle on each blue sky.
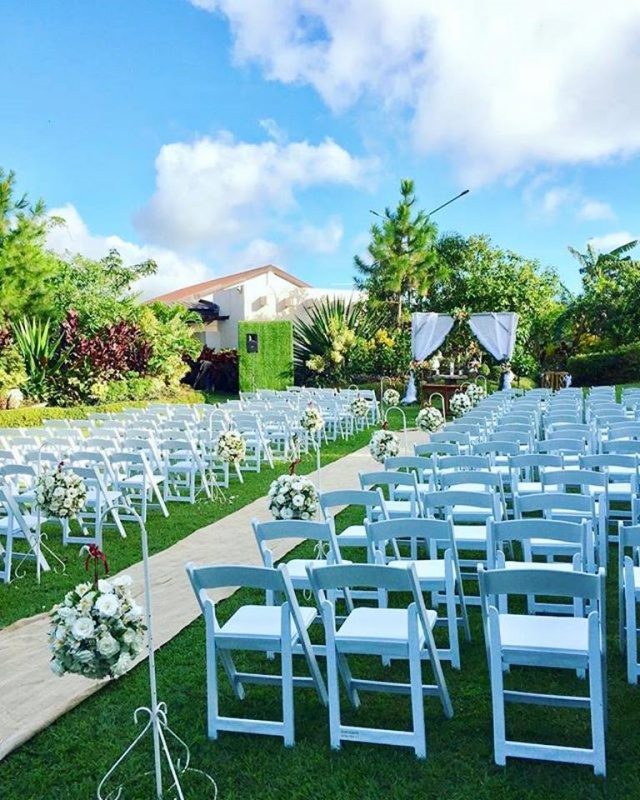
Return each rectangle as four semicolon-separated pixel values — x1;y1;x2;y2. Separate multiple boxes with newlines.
2;0;639;298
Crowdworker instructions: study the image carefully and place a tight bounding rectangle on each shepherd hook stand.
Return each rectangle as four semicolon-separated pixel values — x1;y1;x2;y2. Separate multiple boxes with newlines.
96;505;217;800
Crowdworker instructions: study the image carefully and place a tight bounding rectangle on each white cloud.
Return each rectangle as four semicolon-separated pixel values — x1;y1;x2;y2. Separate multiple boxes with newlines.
135;132;377;250
293;219;343;254
46;204;211;300
577;201;615;222
193;0;640;183
229;238;286;270
541;187;578;216
587;231;639;253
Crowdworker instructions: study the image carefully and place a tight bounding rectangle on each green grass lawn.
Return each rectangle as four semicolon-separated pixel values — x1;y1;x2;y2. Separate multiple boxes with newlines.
0;514;638;800
2;392;640;798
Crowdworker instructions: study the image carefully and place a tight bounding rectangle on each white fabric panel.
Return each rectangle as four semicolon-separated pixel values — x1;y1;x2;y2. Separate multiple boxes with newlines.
468;312;519;360
411;313;455;361
401;368;418;404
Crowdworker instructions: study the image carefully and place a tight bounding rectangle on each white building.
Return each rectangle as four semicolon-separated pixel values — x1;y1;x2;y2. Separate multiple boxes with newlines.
150;264;363;350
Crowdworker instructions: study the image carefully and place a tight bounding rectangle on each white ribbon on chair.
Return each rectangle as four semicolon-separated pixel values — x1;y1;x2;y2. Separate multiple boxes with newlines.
468;312;519;361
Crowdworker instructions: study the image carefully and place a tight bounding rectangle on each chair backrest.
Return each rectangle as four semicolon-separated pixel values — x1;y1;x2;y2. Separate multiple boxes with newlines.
479;564;604;614
365;517;456;564
602;439;640;456
384;455;435;483
514;490;595;521
437;454;491;473
421;488;501;520
414;442;460;457
488;518;590;569
318;488;388;523
252;518;343;566
359;470;420;498
439;470;503;492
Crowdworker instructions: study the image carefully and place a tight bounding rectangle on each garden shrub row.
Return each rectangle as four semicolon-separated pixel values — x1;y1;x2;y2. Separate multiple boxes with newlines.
567;341;640;386
0;388;205;428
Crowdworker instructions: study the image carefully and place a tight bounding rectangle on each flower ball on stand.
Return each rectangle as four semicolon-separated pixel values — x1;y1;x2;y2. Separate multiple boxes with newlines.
369;425;400;463
416;405;444;433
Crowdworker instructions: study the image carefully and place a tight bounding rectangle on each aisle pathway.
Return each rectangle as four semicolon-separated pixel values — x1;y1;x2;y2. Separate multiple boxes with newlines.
0;431;423;761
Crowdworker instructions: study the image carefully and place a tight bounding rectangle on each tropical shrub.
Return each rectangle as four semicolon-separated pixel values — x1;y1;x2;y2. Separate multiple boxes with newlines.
12;316;63;401
293;297;383;386
186;347;239;393
138;303;201;387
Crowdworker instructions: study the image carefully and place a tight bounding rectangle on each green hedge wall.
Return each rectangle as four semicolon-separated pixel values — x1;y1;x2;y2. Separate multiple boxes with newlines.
567;341;640;386
0;389;206;428
238;321;293;392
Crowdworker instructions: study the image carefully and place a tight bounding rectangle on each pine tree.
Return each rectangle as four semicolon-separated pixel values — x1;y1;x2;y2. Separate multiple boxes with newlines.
0;168;61;320
354;179;441;325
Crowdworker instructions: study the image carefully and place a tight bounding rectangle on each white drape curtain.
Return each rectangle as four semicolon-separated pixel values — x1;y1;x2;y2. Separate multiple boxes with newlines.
468;312;519;361
411;313;456;361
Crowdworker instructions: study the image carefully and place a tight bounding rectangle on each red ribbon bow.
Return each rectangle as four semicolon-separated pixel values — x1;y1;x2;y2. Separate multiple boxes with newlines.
84;544;109;581
288;458;302;475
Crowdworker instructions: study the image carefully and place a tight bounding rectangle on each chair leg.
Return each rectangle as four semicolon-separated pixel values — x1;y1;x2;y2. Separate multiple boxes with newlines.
625;573;638;684
281;628;295;747
326;633;343;750
205;616;220;740
588;631;606;776
488;613;507;766
408;614;427;759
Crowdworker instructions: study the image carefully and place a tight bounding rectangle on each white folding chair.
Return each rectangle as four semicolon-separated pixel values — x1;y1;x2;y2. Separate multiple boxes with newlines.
185;562;327;746
619;519;640;684
307;562;453;759
365;517;471;669
479;566;607;776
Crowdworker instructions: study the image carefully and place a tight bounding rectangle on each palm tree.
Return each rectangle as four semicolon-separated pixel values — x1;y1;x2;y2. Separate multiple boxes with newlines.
568;240;640;284
355;179;444;326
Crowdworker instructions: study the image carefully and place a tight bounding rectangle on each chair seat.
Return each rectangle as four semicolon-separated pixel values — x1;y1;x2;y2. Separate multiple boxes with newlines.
336;525;368;547
120;473;164;487
452;524;488;545
388;559;446;583
336;606;436;652
220;604;317;643
376;501;416;517
499;613;589;656
502;560;576;572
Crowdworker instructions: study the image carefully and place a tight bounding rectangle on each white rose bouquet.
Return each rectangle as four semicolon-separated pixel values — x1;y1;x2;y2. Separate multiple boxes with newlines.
215;430;246;463
416;405;444;432
48;573;145;680
369;429;400;463
36;463;87;519
382;388;400;407
267;473;319;520
449;391;473;418
300;405;324;433
350;395;369;419
465;383;487;407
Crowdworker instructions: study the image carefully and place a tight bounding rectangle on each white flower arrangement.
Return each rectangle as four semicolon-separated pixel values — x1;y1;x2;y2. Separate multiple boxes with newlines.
416;405;444;432
382;388;400;407
36;464;87;519
215;430;247;463
350;395;370;419
449;391;473;418
369;429;400;463
300;405;325;433
48;575;145;680
465;383;487;407
267;473;319;520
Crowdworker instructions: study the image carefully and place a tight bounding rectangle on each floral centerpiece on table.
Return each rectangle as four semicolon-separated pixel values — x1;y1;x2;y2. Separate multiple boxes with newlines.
465;383;487;407
449;391;473;418
300;404;325;433
382;388;400;407
416;405;444;432
215;430;246;464
36;463;87;519
48;547;145;680
369;427;400;463
350;394;370;419
268;472;319;520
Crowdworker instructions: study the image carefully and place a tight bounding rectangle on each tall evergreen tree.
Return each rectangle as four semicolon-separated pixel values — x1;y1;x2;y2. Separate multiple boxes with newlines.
354;179;441;325
0;168;61;320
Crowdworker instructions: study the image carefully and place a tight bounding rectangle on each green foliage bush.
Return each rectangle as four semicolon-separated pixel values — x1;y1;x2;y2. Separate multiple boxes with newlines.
568;341;640;386
0;388;205;428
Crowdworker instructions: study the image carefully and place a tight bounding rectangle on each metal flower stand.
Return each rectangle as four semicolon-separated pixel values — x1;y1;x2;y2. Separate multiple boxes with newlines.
97;506;217;800
384;407;408;455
